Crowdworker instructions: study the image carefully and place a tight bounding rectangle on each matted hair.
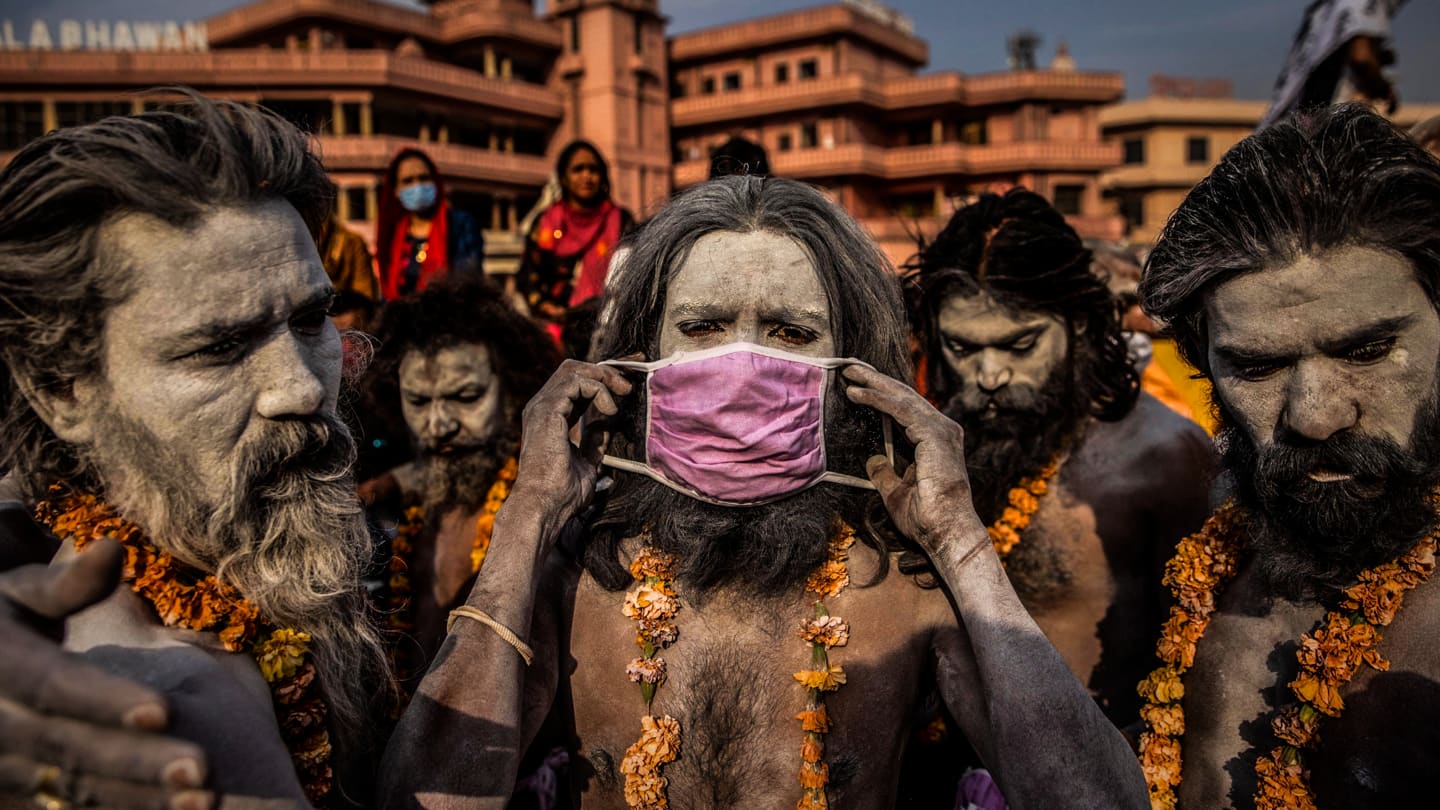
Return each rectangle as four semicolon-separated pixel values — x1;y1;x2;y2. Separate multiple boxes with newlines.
0;90;334;497
904;188;1139;421
589;176;926;588
1143;104;1440;376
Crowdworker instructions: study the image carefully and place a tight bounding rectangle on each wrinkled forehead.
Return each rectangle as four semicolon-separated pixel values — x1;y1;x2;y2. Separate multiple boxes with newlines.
938;289;1062;338
1203;246;1427;352
398;342;496;388
662;230;828;315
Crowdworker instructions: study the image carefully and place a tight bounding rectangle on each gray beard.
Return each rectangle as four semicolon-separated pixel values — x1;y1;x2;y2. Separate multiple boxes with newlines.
417;446;504;514
81;405;389;750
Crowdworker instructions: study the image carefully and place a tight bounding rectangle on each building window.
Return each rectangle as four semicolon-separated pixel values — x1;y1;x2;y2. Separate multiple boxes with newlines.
569;18;580;53
1122;137;1145;165
0;102;45;150
799;59;818;79
959;120;988;145
633;16;644;55
343;187;370;221
723;72;741;91
800;123;818;149
1186;136;1209;164
1053;185;1084;216
670;79;687;99
702;76;716;95
1119;194;1144;229
777;133;793;152
54;101;132;129
775;63;789;84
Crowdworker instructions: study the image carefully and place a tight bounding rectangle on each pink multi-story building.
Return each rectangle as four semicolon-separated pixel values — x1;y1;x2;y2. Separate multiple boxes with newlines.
669;3;1125;263
0;0;1122;268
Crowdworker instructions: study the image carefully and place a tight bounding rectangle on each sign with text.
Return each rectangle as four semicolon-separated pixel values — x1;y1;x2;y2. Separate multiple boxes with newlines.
1;19;208;52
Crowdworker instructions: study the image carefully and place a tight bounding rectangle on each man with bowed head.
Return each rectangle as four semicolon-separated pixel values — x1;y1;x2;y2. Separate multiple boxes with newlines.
905;190;1213;728
382;176;1147;807
1135;104;1440;808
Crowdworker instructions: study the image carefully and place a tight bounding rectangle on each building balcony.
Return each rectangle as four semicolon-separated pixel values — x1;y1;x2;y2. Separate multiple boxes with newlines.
206;0;561;52
671;69;1123;128
315;135;551;186
0;50;564;121
1101;163;1215;191
668;4;927;68
674;140;1120;185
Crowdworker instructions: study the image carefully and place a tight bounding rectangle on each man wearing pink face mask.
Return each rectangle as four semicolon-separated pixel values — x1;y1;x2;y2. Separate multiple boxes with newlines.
380;176;1148;808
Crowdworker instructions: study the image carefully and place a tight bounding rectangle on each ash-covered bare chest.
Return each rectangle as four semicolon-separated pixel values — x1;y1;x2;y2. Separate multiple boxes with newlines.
1180;566;1440;808
566;568;936;809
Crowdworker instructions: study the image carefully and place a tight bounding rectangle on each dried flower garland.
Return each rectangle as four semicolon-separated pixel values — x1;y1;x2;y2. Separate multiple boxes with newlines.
617;523;856;809
794;521;855;810
387;457;519;638
988;456;1062;559
35;488;334;803
621;546;682;809
1136;501;1438;810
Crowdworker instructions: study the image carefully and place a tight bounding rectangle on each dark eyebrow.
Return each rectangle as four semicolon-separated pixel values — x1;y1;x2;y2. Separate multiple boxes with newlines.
1316;314;1413;354
171;285;335;347
669;302;828;326
940;324;1043;346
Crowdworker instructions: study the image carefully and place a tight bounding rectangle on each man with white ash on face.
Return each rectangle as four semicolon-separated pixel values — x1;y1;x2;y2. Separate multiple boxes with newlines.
0;105;1146;808
380;176;1146;808
357;278;558;697
1134;104;1440;809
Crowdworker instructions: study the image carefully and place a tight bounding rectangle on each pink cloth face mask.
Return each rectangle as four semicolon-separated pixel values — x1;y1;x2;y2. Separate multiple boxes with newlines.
600;343;883;507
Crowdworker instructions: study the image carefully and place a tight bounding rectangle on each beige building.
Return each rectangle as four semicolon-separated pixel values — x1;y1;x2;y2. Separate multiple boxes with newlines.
1101;89;1440;245
668;2;1126;264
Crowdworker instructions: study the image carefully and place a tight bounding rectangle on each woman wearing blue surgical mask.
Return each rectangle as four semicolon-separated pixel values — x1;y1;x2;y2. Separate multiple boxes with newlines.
376;148;485;300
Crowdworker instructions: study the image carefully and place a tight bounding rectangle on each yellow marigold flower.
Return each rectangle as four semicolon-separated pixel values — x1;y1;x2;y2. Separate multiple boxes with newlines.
629;547;678;582
801;736;824;763
1138;731;1182;788
1147;786;1177;810
793;664;847;692
805;560;850;599
1253;748;1317;810
798;792;829;810
1139;702;1185;737
1137;667;1185;704
256;628;312;683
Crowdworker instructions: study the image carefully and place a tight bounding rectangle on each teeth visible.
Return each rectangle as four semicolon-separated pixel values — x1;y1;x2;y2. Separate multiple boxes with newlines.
1308;470;1353;483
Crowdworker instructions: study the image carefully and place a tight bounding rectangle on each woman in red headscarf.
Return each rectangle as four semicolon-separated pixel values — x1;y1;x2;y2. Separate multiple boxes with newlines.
376;148;484;300
517;140;635;333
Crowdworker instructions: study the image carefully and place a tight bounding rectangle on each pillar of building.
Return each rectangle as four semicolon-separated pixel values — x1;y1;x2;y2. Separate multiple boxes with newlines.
359;100;373;136
331;99;346;136
337;187;351;220
931;118;943;145
501;56;512;79
437;123;450;144
364;186;378;223
544;0;671;214
41;99;57;134
483;45;497;78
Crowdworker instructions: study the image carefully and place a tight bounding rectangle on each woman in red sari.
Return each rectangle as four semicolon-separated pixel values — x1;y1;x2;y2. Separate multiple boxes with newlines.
376;148;484;300
517;140;635;338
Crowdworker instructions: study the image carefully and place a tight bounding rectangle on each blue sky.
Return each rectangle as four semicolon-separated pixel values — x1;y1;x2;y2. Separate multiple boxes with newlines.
4;0;1438;101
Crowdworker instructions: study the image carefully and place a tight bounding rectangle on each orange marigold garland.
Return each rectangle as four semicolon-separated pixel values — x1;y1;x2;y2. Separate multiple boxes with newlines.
793;521;855;810
35;488;335;804
621;546;682;809
988;456;1062;559
1135;501;1438;810
387;457;519;635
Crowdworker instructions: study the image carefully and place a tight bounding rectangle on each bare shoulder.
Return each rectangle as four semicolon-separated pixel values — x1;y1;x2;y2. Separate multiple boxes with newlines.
57;549;308;802
1075;394;1215;500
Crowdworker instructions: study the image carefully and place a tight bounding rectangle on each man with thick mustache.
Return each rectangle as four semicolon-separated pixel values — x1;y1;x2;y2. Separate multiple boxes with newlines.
905;191;1215;727
1135;104;1440;808
381;176;1146;807
0;98;389;805
358;278;557;693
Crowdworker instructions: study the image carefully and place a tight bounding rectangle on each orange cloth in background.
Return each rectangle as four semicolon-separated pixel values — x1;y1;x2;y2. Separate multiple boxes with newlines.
1148;338;1217;435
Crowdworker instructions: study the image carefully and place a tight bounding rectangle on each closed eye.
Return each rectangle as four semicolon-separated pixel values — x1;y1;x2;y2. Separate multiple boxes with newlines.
1340;337;1396;365
677;320;724;337
182;335;249;364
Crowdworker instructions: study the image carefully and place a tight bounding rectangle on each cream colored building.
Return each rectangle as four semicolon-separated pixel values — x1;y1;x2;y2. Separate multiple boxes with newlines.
1101;96;1440;245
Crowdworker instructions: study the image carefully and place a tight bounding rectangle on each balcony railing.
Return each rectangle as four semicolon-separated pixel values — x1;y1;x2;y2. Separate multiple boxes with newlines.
675;140;1120;184
672;69;1124;128
315;136;551;186
0;50;564;120
206;0;561;50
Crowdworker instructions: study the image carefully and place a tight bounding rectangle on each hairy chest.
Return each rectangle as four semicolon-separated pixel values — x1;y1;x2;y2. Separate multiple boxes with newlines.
565;574;933;809
1180;568;1440;808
